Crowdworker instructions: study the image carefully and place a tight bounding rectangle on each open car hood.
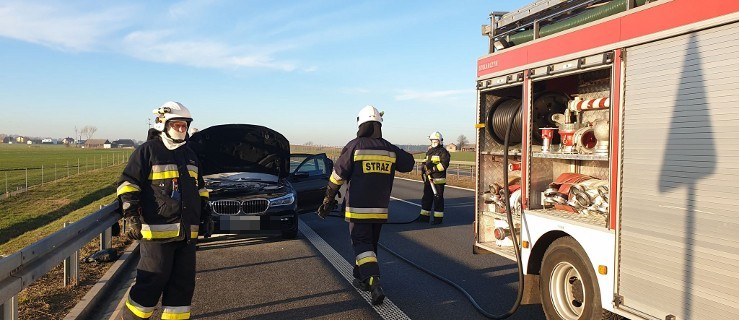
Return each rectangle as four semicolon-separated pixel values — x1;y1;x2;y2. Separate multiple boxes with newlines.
188;124;290;178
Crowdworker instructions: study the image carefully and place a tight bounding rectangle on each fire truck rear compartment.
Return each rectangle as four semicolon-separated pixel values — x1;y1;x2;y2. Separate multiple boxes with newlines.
477;67;614;254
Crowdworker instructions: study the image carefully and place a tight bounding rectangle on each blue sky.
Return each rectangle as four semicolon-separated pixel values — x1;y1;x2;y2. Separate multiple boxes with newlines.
0;0;530;146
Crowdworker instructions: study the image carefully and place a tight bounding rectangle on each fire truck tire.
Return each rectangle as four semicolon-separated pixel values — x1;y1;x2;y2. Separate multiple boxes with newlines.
540;236;605;320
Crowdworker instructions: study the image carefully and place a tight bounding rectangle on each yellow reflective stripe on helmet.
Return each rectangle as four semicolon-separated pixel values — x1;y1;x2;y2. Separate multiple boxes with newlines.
436;163;445;171
141;223;181;239
126;297;155;318
161;306;191;320
116;182;140;196
199;188;209;198
330;171;344;185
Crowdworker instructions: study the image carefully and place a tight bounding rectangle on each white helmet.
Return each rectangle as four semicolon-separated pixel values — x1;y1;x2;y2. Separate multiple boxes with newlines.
429;131;443;141
357;105;383;126
152;101;193;132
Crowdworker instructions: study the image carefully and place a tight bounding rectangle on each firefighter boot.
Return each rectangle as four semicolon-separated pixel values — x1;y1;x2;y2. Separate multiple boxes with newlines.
352;278;370;291
418;210;430;223
369;276;385;305
431;217;443;225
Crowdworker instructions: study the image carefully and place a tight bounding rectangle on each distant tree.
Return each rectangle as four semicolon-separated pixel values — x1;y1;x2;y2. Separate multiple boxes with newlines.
80;126;98;140
305;141;314;146
457;134;469;149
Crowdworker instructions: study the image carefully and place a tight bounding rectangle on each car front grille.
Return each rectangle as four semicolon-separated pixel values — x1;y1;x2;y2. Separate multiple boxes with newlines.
210;199;268;215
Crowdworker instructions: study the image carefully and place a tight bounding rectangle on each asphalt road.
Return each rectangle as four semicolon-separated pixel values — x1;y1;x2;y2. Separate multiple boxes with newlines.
108;178;545;319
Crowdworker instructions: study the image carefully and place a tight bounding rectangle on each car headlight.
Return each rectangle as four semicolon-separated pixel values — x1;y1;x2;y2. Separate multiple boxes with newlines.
269;193;295;206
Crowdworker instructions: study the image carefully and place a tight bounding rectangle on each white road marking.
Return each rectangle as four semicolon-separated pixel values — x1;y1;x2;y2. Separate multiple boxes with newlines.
299;220;411;320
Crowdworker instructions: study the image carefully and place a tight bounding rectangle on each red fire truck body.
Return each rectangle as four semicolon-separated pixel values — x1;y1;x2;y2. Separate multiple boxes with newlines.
473;1;739;319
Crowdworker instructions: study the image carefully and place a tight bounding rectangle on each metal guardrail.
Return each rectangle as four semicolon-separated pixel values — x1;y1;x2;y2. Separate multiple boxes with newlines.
0;202;120;319
412;159;474;178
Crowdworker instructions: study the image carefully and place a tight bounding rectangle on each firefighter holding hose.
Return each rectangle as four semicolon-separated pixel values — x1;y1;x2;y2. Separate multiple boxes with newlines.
419;131;450;224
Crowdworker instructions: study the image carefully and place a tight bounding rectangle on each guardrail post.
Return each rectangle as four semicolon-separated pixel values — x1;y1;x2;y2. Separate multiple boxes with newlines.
1;295;18;320
100;206;112;250
63;222;79;287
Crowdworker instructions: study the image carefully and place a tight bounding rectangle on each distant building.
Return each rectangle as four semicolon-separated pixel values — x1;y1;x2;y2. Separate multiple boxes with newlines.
84;139;110;149
15;136;27;144
460;144;475;152
2;136;12;144
41;138;58;144
111;139;136;148
446;143;458;152
62;137;75;145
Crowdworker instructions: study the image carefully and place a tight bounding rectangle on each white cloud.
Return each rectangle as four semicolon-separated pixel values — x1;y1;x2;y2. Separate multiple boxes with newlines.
0;1;134;51
121;30;297;71
395;89;473;102
0;1;425;72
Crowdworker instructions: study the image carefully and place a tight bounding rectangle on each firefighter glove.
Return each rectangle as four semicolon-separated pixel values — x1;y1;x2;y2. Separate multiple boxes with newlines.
424;161;435;173
119;199;141;218
125;216;143;241
317;198;337;219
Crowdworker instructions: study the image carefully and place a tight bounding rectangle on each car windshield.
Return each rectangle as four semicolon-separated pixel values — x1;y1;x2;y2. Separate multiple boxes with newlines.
203;172;278;182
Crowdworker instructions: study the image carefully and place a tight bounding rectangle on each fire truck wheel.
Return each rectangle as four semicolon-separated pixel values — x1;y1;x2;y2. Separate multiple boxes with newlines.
540;236;605;320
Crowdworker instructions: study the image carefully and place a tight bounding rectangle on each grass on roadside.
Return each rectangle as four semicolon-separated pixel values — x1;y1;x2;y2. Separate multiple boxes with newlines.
0;162;131;319
0;164;124;255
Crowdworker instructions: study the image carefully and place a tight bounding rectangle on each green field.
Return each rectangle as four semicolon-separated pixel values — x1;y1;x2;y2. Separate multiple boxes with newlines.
0;163;124;254
0;144;131;194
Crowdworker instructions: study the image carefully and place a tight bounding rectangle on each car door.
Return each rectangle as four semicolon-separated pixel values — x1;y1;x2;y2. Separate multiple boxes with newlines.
287;153;333;213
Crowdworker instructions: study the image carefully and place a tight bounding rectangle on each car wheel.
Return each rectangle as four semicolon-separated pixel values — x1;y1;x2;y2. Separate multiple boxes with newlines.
281;214;299;239
540;236;604;320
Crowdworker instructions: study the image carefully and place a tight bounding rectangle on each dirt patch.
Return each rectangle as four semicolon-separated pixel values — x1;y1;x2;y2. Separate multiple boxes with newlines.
17;234;131;320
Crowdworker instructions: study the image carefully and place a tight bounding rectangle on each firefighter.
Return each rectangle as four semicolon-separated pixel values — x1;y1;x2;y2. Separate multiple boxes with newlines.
117;101;212;320
419;131;451;224
316;105;415;305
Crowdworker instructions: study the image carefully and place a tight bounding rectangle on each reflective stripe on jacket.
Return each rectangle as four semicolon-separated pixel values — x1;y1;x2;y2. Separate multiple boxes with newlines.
117;137;208;242
330;137;415;223
424;145;450;184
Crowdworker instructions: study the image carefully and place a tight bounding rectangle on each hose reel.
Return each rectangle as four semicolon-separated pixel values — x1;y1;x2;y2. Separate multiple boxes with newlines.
486;92;569;145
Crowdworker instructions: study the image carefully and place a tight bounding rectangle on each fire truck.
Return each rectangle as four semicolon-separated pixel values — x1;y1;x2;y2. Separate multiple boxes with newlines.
473;0;739;319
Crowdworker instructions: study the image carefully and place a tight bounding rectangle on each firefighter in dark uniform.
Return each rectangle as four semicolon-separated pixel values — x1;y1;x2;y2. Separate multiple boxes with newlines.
316;105;415;305
419;131;451;224
117;101;213;320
